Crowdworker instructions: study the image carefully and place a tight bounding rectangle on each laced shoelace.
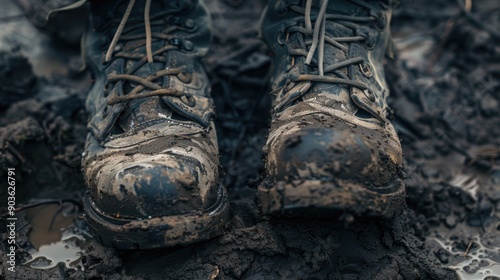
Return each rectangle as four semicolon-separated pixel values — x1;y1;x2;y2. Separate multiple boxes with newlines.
86;0;203;141
282;0;383;103
103;0;194;106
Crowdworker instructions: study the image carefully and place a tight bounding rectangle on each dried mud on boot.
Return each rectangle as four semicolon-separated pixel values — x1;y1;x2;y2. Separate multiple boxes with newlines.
258;0;407;219
258;178;406;218
1;0;499;279
80;0;230;249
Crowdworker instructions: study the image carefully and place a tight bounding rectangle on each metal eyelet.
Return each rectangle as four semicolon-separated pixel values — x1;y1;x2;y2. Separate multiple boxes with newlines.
180;94;196;107
177;71;192;83
359;63;373;78
184;19;195;29
183;40;194;51
363;89;376;102
169;38;194;52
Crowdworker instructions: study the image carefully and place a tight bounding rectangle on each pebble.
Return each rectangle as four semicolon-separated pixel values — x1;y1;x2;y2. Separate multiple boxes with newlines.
445;215;457;228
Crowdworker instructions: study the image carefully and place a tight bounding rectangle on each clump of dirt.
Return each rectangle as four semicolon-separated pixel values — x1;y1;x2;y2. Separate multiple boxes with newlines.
1;0;499;279
0;51;37;106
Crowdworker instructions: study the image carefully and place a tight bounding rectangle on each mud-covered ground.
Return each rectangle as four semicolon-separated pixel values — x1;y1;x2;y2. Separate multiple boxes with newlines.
0;0;499;279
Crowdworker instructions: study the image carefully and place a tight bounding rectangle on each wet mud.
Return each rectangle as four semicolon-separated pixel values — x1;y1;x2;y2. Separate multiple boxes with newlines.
1;0;499;279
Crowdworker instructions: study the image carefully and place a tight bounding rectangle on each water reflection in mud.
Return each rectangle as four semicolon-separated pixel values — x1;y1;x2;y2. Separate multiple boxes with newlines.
433;236;500;280
22;203;88;270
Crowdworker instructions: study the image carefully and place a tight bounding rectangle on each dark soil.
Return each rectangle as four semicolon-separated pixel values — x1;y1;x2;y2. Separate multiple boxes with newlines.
1;0;499;279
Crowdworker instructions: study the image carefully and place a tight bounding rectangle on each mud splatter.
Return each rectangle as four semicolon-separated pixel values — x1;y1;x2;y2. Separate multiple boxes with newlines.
0;0;498;279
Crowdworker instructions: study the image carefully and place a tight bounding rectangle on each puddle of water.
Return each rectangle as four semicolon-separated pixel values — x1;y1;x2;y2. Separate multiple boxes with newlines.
22;203;88;271
433;236;500;280
25;233;86;270
24;204;75;249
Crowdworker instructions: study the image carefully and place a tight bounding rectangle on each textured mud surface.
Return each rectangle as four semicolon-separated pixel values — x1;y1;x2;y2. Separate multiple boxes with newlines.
0;0;499;279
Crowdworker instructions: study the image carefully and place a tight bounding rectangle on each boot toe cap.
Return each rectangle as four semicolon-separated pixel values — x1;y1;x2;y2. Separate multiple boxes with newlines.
88;153;217;219
267;126;402;189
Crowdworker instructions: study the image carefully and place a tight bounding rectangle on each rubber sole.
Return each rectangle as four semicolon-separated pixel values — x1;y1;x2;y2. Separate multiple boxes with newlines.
257;178;406;219
83;184;230;250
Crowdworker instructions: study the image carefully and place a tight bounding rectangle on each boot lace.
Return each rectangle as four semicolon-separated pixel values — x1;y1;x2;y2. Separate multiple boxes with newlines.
89;0;202;141
102;0;196;105
277;0;389;121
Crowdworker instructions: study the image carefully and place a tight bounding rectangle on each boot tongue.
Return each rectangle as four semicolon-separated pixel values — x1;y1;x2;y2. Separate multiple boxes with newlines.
110;0;175;131
117;42;173;131
301;0;366;114
311;0;369;17
119;98;172;131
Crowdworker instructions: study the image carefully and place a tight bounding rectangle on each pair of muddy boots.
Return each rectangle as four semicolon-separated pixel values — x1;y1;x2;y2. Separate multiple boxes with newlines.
82;0;405;249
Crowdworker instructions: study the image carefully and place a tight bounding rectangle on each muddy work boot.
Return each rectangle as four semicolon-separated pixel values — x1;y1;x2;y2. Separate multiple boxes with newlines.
258;0;405;218
81;0;229;249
